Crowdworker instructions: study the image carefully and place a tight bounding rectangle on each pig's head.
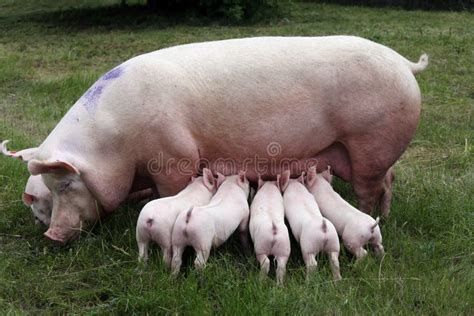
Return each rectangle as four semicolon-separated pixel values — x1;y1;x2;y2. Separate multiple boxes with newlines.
23;175;52;226
28;159;102;243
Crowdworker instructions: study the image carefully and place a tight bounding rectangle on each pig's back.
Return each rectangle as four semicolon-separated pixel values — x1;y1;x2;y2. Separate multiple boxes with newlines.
126;36;421;158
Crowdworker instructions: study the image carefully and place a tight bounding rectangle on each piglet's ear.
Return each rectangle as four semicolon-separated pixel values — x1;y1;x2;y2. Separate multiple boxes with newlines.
257;176;264;190
216;172;226;189
22;192;36;206
297;172;305;185
276;174;282;191
237;170;247;187
306;166;317;187
202;168;215;191
279;170;290;192
321;166;333;184
28;159;80;176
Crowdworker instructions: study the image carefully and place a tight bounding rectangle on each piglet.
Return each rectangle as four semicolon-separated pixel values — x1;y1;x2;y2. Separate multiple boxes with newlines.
171;171;250;274
306;166;384;261
280;171;341;280
136;168;217;267
249;176;291;285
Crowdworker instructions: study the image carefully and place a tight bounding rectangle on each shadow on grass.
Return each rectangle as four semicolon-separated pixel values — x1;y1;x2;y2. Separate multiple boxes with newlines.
20;3;266;32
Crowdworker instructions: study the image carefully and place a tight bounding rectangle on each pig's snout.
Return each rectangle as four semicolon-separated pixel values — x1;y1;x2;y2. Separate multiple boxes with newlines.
44;227;79;244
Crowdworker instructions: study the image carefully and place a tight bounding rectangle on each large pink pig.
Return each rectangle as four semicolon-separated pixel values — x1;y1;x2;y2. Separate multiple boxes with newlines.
6;36;427;243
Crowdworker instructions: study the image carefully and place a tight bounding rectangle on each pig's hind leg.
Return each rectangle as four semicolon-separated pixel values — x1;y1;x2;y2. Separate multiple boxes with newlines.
194;248;211;270
369;234;385;259
136;227;149;263
328;252;342;281
345;134;405;215
300;234;318;280
171;246;185;275
302;253;318;281
343;236;368;263
275;255;289;286
137;241;149;263
192;227;215;270
256;254;271;279
162;246;173;268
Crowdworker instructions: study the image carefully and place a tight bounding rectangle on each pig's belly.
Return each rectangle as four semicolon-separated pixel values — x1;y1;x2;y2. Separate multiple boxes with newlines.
202;141;351;183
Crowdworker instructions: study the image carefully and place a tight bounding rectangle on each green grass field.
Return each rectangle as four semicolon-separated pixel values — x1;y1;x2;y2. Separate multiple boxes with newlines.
0;0;473;314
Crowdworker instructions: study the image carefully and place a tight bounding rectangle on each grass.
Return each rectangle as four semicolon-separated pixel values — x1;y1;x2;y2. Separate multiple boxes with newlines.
0;0;473;314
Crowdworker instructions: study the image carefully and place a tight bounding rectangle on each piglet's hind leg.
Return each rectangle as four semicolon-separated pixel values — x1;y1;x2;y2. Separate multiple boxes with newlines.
162;247;173;268
303;253;318;281
137;241;149;263
171;246;185;275
276;256;289;286
257;254;270;280
329;252;342;281
194;248;211;270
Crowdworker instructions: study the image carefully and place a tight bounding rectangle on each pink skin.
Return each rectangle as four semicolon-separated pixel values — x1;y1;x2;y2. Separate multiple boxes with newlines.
249;176;291;285
306;166;384;261
280;171;341;280
136;169;217;267
23;175;53;226
170;172;250;274
5;36;425;243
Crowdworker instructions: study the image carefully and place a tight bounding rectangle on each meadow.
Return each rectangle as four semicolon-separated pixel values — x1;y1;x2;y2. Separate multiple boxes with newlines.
0;0;472;314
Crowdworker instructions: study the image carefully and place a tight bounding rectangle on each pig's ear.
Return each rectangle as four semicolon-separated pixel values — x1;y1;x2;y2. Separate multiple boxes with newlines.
28;159;80;176
297;172;305;185
237;170;247;187
276;174;281;191
1;140;38;162
321;166;333;183
216;172;226;189
306;166;317;187
280;170;290;192
202;168;215;191
22;192;36;206
257;176;264;190
190;176;197;183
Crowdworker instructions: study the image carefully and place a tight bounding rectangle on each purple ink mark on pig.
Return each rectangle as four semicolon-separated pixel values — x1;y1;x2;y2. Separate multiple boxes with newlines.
102;66;123;80
80;65;125;115
82;84;104;114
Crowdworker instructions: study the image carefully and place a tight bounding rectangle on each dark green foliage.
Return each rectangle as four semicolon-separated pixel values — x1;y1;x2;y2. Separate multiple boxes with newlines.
147;0;293;21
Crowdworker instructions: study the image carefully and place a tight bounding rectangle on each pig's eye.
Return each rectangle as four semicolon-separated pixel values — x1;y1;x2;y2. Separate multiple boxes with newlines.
59;180;73;192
